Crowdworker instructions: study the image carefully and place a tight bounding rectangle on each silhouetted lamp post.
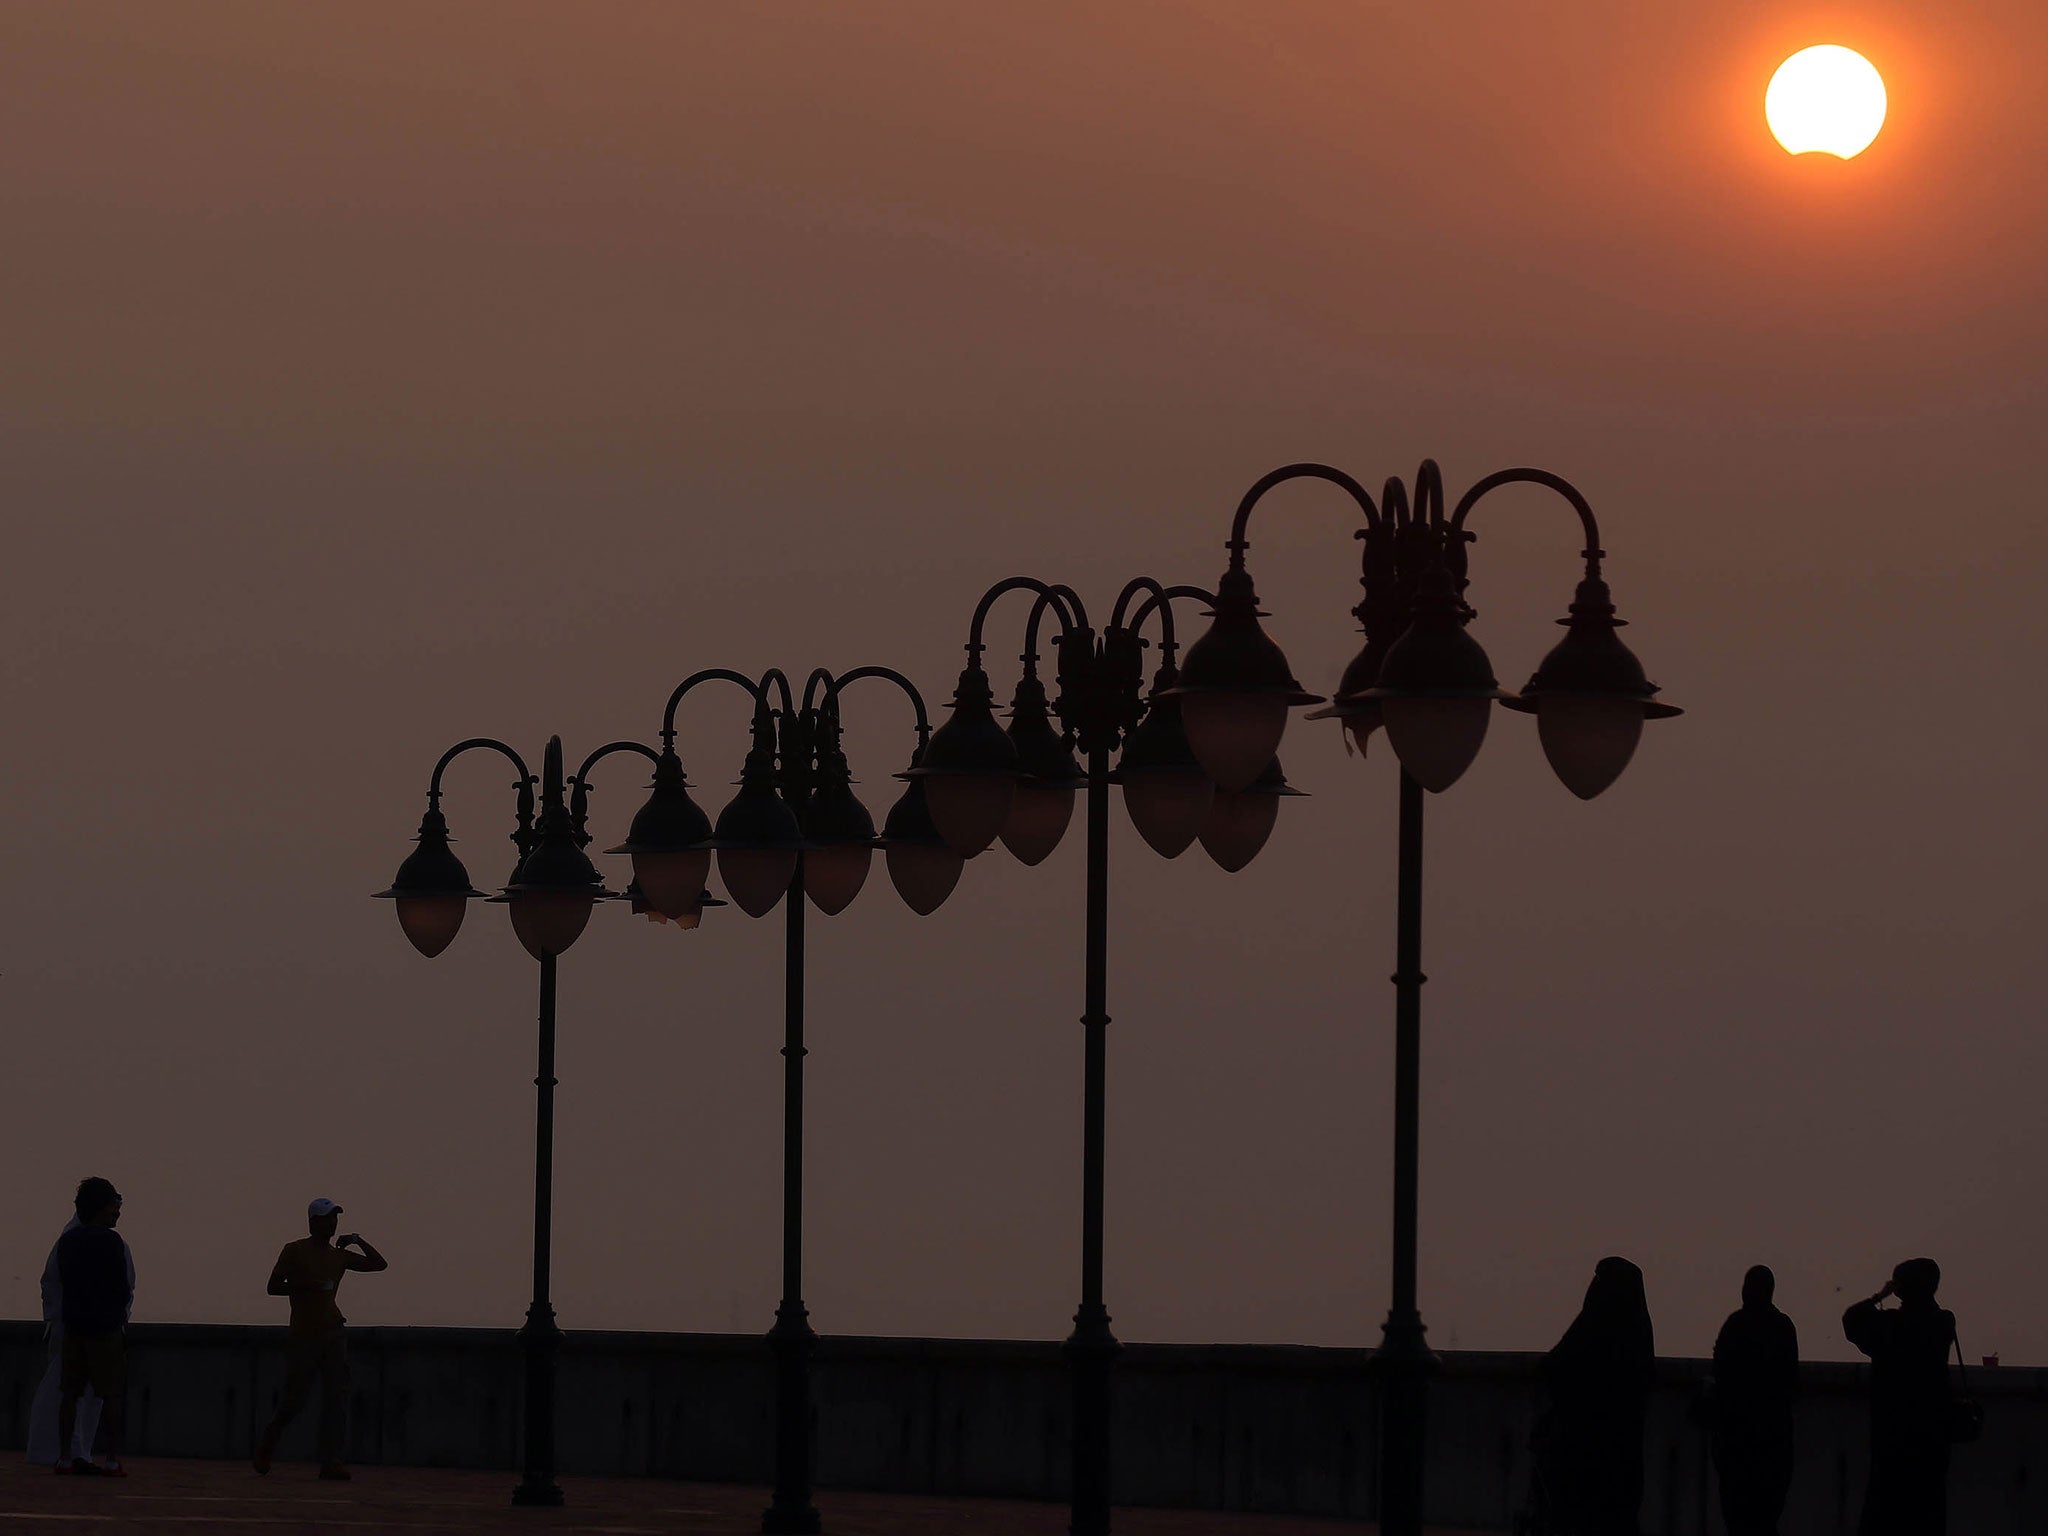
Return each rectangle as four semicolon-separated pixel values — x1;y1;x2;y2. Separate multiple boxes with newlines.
377;734;618;1508
1170;461;1681;1536
618;665;945;1536
915;575;1296;1536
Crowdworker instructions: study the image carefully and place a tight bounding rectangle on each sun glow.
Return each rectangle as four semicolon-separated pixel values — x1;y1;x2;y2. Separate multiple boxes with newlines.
1766;46;1887;158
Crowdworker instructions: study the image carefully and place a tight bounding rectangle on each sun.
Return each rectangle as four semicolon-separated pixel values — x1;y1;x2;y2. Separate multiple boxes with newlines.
1766;45;1887;158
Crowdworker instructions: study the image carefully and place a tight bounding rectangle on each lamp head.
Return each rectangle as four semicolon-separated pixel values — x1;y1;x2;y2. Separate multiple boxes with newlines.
604;749;714;919
375;806;487;957
1161;566;1323;792
1361;564;1506;792
502;738;615;959
1499;573;1682;799
704;778;804;918
904;664;1019;855
800;746;877;917
1000;671;1085;866
1111;680;1214;859
1305;633;1392;759
1198;756;1305;873
879;769;964;916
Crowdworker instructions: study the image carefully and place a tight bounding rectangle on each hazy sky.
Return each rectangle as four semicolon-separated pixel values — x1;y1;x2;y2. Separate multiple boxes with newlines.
3;3;2043;1364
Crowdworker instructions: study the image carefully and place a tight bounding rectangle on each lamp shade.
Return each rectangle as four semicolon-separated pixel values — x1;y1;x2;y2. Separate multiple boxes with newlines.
802;771;878;916
1112;691;1213;858
1499;574;1683;799
1001;682;1085;866
604;752;713;919
1198;757;1304;873
906;665;1018;855
374;808;487;957
1305;634;1391;760
503;833;606;960
879;776;964;915
705;778;803;918
1361;565;1506;793
629;880;725;932
1161;568;1323;792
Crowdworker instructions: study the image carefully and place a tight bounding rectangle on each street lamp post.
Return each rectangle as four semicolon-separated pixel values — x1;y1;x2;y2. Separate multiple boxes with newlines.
616;665;949;1536
376;734;617;1508
1170;461;1681;1536
914;575;1298;1536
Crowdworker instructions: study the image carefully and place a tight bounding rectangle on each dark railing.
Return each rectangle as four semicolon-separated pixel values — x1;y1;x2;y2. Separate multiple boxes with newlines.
2;1322;2040;1534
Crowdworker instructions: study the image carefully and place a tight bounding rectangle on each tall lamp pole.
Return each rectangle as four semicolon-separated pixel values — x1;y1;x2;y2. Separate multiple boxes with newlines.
1170;461;1682;1536
606;665;950;1536
914;575;1300;1536
376;734;617;1508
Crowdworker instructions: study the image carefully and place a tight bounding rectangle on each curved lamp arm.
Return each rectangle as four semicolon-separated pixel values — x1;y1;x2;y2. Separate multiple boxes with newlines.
660;668;767;750
1121;583;1218;661
1226;463;1383;565
1022;585;1091;673
800;666;839;717
966;577;1082;668
1449;467;1605;577
833;666;934;756
568;740;664;847
756;667;796;719
1109;576;1166;637
426;737;533;809
416;737;539;870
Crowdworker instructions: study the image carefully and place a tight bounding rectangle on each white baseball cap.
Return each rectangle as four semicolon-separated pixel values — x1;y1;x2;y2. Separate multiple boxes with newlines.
308;1198;344;1219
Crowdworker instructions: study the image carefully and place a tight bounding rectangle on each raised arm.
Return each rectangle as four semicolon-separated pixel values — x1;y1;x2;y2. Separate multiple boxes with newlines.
1842;1294;1886;1357
340;1234;389;1273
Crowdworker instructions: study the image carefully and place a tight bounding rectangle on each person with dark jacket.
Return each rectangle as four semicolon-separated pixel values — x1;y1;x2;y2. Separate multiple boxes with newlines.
1843;1257;1955;1536
1711;1265;1798;1535
1540;1256;1656;1535
54;1177;132;1476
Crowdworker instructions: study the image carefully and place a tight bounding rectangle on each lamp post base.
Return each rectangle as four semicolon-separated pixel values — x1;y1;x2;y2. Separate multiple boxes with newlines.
512;1303;563;1508
1368;1309;1436;1536
761;1302;821;1535
1063;1305;1120;1536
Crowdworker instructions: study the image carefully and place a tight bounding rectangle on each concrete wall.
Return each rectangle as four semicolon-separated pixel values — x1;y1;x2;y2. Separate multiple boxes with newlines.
3;1323;2041;1532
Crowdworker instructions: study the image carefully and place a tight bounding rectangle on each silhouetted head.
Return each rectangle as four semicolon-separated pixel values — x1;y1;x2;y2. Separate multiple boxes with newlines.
307;1196;343;1242
1742;1264;1775;1309
1585;1255;1648;1318
74;1177;121;1226
1891;1257;1940;1305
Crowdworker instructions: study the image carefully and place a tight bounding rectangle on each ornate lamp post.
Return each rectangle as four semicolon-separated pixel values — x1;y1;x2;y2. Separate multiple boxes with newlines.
1171;461;1681;1536
914;575;1297;1536
610;665;947;1536
376;735;619;1508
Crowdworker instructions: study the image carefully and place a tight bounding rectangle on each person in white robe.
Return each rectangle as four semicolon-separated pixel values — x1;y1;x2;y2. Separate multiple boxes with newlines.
27;1212;134;1465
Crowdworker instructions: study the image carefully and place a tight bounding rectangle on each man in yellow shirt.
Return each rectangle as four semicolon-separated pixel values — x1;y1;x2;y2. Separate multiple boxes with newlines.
254;1198;387;1480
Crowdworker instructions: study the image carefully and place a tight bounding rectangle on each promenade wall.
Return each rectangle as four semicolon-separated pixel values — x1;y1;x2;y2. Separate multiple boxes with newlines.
2;1324;2041;1532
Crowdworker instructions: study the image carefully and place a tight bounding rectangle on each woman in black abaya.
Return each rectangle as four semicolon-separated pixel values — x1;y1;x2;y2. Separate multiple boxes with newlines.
1539;1256;1656;1536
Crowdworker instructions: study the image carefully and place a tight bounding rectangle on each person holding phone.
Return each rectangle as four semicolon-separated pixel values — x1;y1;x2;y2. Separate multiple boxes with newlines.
254;1198;387;1480
1843;1258;1955;1536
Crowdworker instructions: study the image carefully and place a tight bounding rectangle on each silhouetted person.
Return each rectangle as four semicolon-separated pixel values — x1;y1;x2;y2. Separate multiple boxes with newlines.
29;1194;131;1466
1844;1257;1954;1536
1540;1256;1654;1536
54;1177;131;1476
255;1198;387;1480
1710;1265;1797;1535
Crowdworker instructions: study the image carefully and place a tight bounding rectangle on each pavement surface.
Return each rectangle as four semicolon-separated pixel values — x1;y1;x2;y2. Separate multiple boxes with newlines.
0;1458;1487;1534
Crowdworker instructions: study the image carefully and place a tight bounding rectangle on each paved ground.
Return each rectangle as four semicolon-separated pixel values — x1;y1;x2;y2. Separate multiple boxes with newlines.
0;1459;1487;1534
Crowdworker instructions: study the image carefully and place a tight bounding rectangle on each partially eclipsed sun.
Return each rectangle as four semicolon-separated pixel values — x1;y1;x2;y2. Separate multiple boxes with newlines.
1767;46;1887;158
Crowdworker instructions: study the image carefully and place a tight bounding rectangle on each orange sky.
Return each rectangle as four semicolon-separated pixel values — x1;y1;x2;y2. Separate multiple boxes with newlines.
1;2;2043;1362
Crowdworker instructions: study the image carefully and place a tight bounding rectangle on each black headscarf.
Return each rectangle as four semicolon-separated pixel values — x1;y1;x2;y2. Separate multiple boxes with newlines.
1545;1256;1656;1417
